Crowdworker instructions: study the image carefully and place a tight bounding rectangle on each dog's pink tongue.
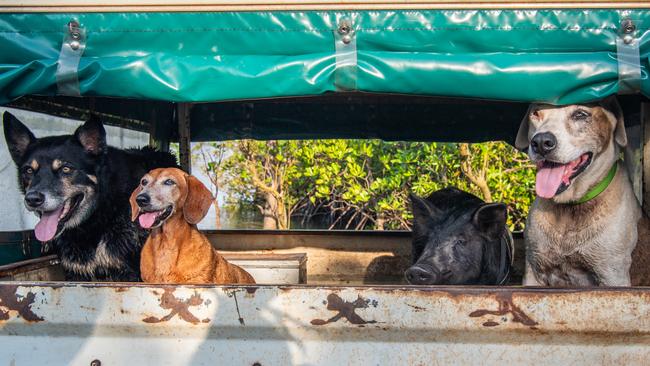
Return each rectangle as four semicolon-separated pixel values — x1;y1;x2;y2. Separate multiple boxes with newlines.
139;212;158;229
34;207;64;242
536;164;566;199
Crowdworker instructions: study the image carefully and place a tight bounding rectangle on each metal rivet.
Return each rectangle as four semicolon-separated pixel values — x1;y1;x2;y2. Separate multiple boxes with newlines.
70;40;80;50
341;35;352;44
68;20;79;32
338;19;352;35
621;19;636;34
624;35;635;45
90;360;101;366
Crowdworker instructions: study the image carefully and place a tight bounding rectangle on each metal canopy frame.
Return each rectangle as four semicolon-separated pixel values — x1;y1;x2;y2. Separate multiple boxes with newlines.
2;0;650;12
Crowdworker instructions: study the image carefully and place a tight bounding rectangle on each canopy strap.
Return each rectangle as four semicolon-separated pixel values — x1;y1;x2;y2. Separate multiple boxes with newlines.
616;18;642;94
56;19;86;96
333;15;357;91
496;230;514;286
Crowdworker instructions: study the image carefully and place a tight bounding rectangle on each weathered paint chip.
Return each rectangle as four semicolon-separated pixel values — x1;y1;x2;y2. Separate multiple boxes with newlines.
311;293;377;326
143;288;207;325
0;285;44;322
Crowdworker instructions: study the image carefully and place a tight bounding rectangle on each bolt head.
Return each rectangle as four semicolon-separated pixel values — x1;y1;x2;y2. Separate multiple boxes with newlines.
624;35;634;45
621;19;636;34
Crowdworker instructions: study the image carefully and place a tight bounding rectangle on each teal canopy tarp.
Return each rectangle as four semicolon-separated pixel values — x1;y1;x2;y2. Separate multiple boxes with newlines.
0;10;648;105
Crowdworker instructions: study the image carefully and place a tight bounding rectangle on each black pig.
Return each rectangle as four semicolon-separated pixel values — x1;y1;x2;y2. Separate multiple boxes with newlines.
406;187;513;285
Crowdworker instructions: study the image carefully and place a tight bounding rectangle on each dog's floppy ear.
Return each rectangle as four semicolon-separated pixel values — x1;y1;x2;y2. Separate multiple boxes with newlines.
473;202;507;240
129;185;142;222
600;96;627;147
74;114;106;155
183;175;213;225
514;105;534;151
3;112;36;164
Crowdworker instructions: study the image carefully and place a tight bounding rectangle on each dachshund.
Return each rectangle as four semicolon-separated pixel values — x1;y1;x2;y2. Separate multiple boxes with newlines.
130;167;255;284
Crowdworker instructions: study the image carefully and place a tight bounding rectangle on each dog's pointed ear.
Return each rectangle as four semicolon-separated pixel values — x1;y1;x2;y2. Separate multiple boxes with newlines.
129;185;142;222
473;202;507;240
74;114;106;155
601;96;627;147
183;175;213;225
515;105;534;151
3;112;36;164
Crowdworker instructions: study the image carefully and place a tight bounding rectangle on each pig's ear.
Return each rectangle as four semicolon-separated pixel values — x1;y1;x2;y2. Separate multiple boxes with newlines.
473;203;507;240
410;193;443;232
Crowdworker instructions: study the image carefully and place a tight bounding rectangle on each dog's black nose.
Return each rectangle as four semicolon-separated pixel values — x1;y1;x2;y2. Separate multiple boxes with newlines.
136;193;150;207
25;191;45;208
405;265;437;285
531;132;557;155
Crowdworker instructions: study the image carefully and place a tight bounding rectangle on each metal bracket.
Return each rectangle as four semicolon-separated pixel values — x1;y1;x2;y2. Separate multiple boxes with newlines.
56;19;86;96
177;103;193;174
21;231;32;258
616;18;642;94
333;16;357;91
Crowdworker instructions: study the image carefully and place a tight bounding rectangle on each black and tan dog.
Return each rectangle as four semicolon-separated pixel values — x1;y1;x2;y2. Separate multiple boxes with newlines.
3;112;177;281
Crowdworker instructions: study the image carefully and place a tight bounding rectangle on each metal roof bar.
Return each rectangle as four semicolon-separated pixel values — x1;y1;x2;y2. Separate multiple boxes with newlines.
2;0;649;12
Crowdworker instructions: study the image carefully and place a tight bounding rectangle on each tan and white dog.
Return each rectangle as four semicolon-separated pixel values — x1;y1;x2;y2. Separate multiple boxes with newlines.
516;96;650;286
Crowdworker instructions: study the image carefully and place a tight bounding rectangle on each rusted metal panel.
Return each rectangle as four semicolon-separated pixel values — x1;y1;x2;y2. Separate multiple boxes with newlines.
1;282;648;365
0;230;527;285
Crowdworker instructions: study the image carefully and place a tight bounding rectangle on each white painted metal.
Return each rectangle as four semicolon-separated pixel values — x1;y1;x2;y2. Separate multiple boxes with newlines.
228;257;305;284
0;283;648;365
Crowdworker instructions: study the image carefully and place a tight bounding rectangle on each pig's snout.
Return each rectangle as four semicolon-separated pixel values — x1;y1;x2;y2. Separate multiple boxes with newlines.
406;263;453;285
405;264;436;285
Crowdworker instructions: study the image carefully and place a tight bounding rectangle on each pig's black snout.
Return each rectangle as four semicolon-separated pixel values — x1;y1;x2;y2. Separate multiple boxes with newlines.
25;190;45;208
136;193;150;207
405;265;437;285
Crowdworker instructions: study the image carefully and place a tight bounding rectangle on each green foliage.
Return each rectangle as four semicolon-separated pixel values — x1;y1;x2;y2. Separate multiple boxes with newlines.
195;140;535;232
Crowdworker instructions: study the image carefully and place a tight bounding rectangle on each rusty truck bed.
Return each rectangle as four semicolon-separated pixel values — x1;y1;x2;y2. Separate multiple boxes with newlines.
0;230;648;365
0;282;648;365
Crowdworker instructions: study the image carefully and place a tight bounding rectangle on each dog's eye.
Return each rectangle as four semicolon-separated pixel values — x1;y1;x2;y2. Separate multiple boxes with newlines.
61;166;72;174
141;179;148;186
530;110;541;119
164;179;175;186
571;109;591;120
24;167;34;175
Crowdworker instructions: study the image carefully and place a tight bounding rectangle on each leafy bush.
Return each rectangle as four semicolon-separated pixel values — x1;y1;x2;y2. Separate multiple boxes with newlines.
195;140;535;232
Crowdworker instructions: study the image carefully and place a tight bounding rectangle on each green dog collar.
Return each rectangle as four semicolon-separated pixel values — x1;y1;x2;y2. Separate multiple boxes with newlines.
573;162;618;204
